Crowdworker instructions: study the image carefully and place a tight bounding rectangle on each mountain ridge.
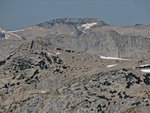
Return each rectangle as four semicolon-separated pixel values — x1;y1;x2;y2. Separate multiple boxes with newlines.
0;18;150;60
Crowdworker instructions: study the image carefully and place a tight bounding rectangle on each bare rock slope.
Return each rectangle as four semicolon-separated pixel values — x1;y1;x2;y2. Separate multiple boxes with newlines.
0;40;150;113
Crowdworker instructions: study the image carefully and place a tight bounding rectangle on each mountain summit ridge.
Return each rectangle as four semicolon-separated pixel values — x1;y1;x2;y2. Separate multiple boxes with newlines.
37;18;109;28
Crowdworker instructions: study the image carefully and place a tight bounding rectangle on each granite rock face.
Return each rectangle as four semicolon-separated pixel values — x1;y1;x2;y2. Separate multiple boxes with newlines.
40;30;150;59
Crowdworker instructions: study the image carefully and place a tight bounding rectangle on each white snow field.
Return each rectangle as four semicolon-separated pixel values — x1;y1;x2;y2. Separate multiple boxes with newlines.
81;22;97;30
100;56;129;60
107;64;117;68
141;69;150;73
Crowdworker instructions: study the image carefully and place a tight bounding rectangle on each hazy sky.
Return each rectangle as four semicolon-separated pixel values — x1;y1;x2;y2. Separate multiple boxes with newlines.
0;0;150;30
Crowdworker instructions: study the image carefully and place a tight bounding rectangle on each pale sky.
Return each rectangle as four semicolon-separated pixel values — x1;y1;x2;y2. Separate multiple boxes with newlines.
0;0;150;30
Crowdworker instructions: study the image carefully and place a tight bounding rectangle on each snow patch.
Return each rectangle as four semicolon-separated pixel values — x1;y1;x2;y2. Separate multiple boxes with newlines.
141;69;150;73
41;90;46;93
4;34;10;39
139;64;150;68
47;52;55;56
107;64;117;68
9;29;25;33
100;56;129;60
81;22;97;30
56;52;61;55
47;52;52;55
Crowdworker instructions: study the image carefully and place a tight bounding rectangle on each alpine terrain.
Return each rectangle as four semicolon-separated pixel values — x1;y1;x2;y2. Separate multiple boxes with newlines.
0;18;150;113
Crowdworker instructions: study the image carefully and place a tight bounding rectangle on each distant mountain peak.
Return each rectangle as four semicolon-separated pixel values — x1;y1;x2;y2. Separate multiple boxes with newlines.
34;18;110;37
37;18;109;29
